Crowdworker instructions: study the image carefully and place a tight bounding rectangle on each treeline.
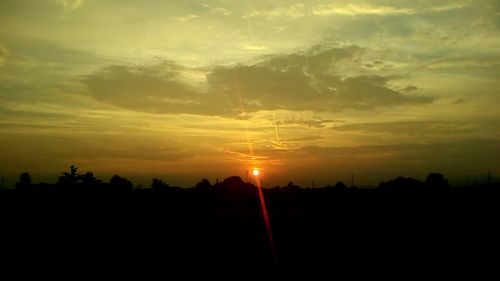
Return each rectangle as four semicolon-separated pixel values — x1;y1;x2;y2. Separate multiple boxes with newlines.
9;165;498;194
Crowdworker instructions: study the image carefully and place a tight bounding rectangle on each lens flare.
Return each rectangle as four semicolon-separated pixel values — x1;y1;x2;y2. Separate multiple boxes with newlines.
253;171;277;263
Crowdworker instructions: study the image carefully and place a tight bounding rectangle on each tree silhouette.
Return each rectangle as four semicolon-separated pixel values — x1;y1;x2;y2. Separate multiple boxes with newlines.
285;181;300;189
334;181;348;190
425;173;449;190
16;172;32;190
379;177;424;191
152;178;169;190
81;172;96;185
58;165;82;187
81;171;101;190
110;175;133;191
195;178;211;190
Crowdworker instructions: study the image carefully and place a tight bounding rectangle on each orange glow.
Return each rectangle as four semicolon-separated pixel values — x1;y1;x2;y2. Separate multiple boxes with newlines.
252;168;260;176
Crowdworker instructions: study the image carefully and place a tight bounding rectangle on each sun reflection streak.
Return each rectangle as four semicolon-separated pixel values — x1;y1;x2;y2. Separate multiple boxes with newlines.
253;171;277;263
231;73;277;263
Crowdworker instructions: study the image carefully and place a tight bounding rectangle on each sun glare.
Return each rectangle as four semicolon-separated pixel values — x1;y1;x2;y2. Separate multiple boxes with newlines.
252;168;260;176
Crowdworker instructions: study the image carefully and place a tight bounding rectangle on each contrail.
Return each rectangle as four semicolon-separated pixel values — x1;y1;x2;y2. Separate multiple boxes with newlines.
274;120;281;144
273;114;285;148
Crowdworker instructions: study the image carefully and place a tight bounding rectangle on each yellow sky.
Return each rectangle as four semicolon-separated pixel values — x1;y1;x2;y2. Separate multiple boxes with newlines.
1;0;499;187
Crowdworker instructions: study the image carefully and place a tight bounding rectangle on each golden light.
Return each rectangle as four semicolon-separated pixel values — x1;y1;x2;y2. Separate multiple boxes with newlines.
252;168;260;176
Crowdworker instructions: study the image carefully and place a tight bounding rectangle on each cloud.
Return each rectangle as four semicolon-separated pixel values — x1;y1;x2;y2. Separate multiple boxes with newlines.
402;85;419;92
277;117;335;128
201;4;231;16
174;14;199;22
312;3;414;16
332;121;473;135
295;139;500;175
220;138;500;174
54;0;84;10
82;44;433;117
243;3;306;19
429;3;469;12
82;63;211;115
0;44;8;65
423;56;500;69
241;44;268;51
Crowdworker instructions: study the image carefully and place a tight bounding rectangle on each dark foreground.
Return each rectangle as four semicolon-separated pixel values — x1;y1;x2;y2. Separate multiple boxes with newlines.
1;185;499;266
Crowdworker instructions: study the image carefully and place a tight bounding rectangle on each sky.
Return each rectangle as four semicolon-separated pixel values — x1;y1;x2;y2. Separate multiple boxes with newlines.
0;0;499;187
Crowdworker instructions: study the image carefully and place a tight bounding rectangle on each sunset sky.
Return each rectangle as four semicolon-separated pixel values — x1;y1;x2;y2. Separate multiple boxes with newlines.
1;0;499;187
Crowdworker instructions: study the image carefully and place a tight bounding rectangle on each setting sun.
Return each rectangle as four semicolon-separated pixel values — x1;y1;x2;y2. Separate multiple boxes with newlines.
252;169;260;176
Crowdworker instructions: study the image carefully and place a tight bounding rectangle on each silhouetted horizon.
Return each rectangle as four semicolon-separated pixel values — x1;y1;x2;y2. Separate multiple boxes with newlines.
1;165;497;190
2;165;499;265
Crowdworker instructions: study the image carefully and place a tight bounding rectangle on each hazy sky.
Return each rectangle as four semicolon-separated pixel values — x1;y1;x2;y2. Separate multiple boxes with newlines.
1;0;499;187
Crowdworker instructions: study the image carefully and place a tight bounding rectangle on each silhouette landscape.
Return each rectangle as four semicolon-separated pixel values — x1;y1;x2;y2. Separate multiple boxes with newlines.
2;166;499;265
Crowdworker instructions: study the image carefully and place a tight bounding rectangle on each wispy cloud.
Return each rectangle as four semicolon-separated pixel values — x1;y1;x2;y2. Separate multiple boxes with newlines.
429;3;469;12
243;3;306;19
277;117;334;128
241;44;268;51
54;0;84;11
312;3;414;16
201;4;231;16
332;120;474;135
174;14;199;23
422;56;500;69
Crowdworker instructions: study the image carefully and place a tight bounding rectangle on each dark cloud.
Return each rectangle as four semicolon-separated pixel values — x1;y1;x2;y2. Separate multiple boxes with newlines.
82;44;434;117
81;63;235;116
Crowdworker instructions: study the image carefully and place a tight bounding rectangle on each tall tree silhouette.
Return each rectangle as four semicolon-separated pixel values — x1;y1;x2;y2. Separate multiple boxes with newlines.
58;165;82;187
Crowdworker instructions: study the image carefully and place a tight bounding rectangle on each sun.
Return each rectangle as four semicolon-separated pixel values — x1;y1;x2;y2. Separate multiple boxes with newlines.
252;168;260;176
